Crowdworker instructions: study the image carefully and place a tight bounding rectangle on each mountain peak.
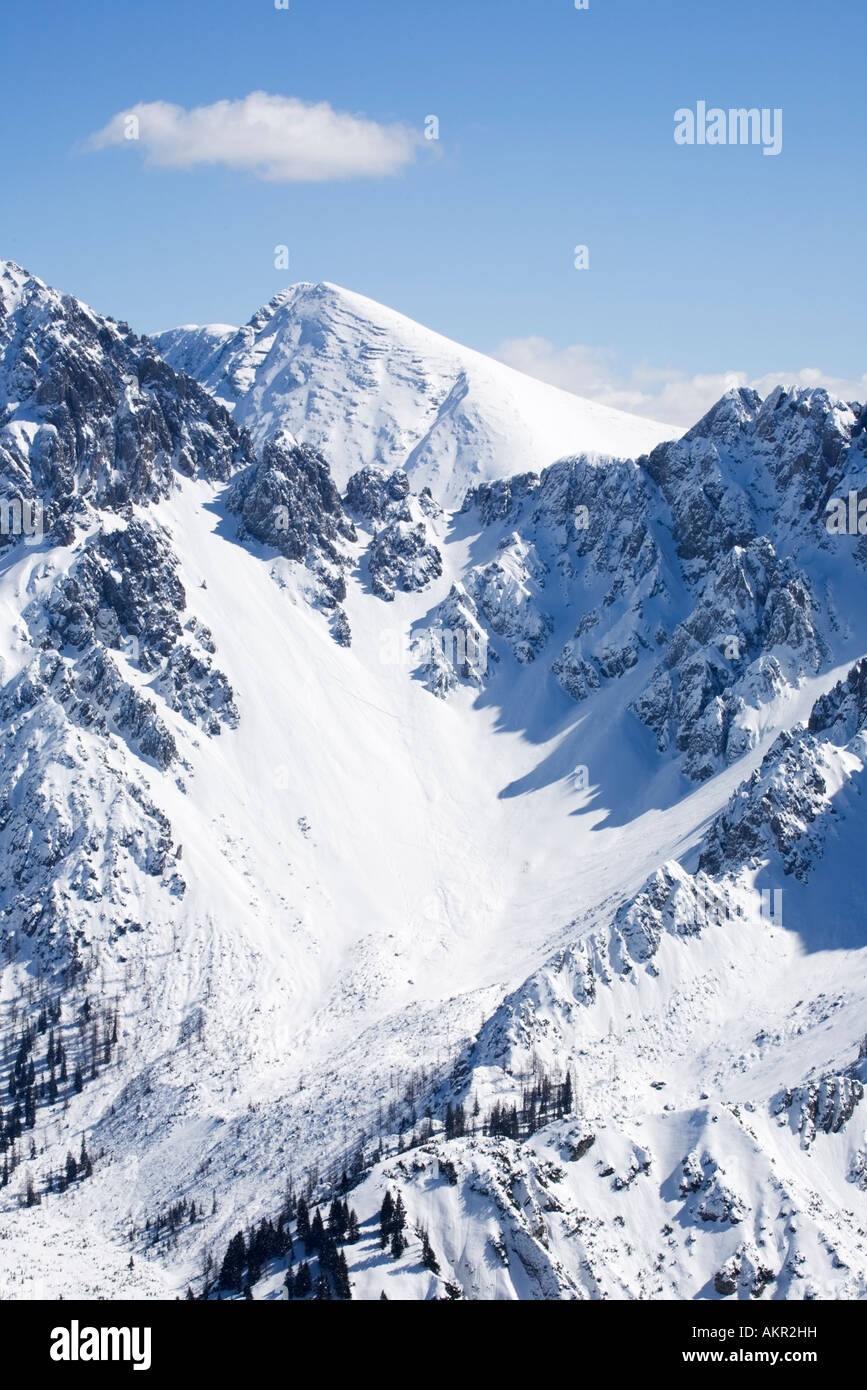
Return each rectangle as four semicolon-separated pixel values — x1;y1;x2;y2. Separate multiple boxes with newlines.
156;284;681;505
0;258;53;315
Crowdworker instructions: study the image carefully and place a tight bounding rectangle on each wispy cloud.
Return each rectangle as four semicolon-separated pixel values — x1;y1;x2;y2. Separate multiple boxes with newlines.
494;337;867;427
85;91;424;182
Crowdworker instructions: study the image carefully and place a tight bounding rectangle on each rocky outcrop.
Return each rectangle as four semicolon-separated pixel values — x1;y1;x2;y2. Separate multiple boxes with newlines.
37;519;238;742
0;261;254;545
775;1055;865;1149
700;660;867;880
226;438;356;614
345;466;443;602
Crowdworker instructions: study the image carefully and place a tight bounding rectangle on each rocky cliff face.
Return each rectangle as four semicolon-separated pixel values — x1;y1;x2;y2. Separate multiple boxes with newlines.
420;386;865;781
345;466;443;603
0;263;253;543
699;658;867;878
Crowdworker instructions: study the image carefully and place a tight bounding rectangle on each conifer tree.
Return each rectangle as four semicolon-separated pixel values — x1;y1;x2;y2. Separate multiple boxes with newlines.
219;1231;246;1290
562;1070;574;1115
279;1224;294;1260
310;1207;325;1251
393;1192;407;1235
296;1195;311;1249
319;1234;338;1279
421;1229;440;1274
379;1189;394;1247
334;1249;351;1300
328;1197;347;1241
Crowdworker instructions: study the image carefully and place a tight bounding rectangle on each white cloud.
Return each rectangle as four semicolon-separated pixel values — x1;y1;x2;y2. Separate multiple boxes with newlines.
86;91;424;182
493;337;867;428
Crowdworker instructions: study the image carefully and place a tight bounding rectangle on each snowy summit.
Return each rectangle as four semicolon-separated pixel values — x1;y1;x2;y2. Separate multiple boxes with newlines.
155;282;679;506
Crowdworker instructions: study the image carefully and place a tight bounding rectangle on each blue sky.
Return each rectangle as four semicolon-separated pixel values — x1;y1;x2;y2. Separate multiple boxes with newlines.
2;0;864;423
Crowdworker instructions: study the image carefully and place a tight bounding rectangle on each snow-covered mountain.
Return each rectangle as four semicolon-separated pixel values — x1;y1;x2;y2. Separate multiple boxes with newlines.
0;258;865;1302
154;281;679;506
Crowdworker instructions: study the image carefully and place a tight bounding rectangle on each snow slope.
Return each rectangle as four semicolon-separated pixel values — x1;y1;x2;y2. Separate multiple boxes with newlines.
0;259;865;1303
155;283;680;505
